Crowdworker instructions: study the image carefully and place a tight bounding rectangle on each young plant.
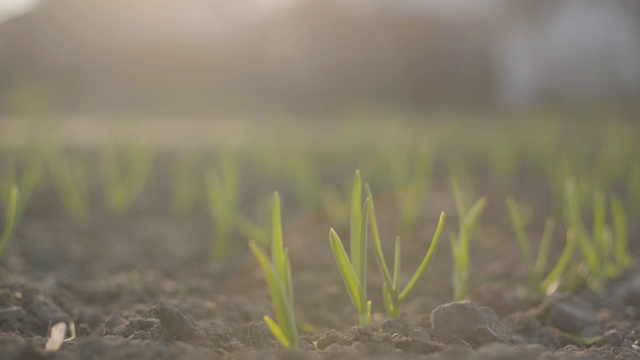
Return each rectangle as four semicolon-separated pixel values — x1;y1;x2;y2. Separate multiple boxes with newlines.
320;183;351;227
287;151;321;211
170;151;200;218
205;154;239;260
249;192;298;349
329;170;371;327
0;186;20;257
563;179;632;291
449;178;487;301
387;148;433;236
98;142;155;215
367;184;445;317
506;196;576;294
0;148;44;214
45;142;89;221
236;196;271;247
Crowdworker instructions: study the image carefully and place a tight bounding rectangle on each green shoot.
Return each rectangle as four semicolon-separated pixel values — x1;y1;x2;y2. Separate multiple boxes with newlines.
506;196;576;294
563;179;631;291
0;148;44;214
287;152;321;211
367;183;444;317
450;178;487;301
171;152;200;218
320;185;350;227
98;143;155;215
0;186;20;257
205;154;239;260
249;192;298;349
611;196;633;270
388;148;432;236
45;143;89;221
329;170;371;327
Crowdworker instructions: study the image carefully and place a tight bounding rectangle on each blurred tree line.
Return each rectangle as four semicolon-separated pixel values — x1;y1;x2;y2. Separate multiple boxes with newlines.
0;0;493;117
0;0;637;118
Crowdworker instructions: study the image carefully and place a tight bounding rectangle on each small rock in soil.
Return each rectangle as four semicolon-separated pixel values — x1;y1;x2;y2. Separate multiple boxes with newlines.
545;296;598;333
555;344;640;359
474;343;548;360
316;329;340;350
379;317;409;335
147;302;209;345
430;300;512;348
245;321;275;349
392;328;444;354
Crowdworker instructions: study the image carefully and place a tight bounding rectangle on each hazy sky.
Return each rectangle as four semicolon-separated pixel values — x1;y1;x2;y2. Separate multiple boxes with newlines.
0;0;39;23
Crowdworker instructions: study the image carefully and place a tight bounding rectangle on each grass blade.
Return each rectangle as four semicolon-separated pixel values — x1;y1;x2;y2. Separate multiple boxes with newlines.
365;185;393;292
506;197;534;278
539;228;576;294
393;236;401;294
399;212;445;301
271;192;286;285
0;186;20;256
611;197;631;269
533;217;556;285
264;316;291;348
249;241;297;346
350;171;364;289
329;229;367;318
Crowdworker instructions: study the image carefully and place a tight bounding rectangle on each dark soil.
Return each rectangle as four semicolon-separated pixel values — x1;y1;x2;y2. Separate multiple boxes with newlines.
1;151;639;360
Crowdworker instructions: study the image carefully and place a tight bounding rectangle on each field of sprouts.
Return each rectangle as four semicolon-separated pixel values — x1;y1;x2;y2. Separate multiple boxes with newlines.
1;116;639;359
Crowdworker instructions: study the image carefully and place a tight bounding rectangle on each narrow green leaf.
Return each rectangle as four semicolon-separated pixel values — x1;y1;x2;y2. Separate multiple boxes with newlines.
329;228;366;315
350;171;363;284
365;185;394;292
534;217;556;285
451;177;467;229
271;192;286;284
393;236;401;293
400;212;445;301
463;197;487;229
539;228;576;294
264;316;291;348
506;196;534;278
0;186;20;256
565;179;599;273
249;241;296;345
592;191;606;258
611;197;631;269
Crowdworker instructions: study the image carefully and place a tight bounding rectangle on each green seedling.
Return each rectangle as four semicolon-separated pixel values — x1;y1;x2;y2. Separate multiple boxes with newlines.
171;152;200;218
367;184;445;317
0;148;44;214
287;152;321;211
205;154;239;260
628;162;640;216
249;192;298;349
329;170;371;327
388;148;433;236
449;178;487;301
45;142;89;221
0;186;19;257
98;143;155;215
486;137;521;186
611;196;633;270
564;179;632;291
236;196;271;247
506;196;576;294
320;184;350;227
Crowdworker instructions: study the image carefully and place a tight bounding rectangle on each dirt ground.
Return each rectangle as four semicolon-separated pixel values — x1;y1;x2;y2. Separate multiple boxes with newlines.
1;142;639;360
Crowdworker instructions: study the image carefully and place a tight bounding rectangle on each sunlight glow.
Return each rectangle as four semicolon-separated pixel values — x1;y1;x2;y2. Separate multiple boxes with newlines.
0;0;40;23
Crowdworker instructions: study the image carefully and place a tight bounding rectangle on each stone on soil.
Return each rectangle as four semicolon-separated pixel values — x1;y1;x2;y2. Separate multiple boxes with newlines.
430;300;511;348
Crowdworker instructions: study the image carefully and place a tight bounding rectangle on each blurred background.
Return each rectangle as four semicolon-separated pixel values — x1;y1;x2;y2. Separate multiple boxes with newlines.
0;0;639;119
